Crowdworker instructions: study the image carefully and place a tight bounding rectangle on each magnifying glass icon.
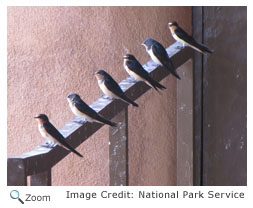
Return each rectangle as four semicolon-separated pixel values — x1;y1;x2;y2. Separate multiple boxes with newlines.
10;190;24;204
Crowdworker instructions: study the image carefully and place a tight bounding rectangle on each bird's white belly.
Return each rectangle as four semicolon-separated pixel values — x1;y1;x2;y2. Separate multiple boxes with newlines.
148;48;162;65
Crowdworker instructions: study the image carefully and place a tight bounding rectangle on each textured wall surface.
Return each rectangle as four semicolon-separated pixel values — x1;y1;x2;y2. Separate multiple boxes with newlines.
8;6;191;186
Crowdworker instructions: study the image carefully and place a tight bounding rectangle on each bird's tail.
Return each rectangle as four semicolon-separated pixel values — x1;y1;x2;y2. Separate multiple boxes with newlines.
70;148;84;158
201;45;213;54
61;142;83;157
164;59;181;80
96;115;118;127
146;78;166;91
171;70;181;80
120;94;139;107
192;41;213;54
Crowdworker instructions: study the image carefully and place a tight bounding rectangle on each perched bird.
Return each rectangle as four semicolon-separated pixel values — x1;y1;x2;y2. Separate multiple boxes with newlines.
67;93;117;127
34;114;83;157
94;70;138;107
123;54;166;91
142;38;181;80
168;21;213;54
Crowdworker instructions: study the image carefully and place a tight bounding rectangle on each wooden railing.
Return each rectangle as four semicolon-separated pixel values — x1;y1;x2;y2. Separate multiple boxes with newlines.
7;42;194;186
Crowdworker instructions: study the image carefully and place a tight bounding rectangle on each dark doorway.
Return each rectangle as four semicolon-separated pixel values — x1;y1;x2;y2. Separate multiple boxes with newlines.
193;6;247;186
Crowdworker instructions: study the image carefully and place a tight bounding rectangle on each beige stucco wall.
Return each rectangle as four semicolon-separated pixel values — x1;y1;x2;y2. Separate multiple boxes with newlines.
7;6;191;185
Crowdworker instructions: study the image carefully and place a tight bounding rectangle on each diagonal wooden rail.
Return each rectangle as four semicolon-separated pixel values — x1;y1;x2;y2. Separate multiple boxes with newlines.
7;42;194;186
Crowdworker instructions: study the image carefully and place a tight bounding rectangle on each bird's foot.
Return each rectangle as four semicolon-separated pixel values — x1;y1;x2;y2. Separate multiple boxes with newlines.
176;45;185;50
74;120;86;124
41;140;56;148
103;95;113;100
129;79;138;84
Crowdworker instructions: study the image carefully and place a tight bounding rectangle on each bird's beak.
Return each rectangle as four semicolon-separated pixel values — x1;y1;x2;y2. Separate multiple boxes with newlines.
123;55;128;59
141;43;145;46
34;115;39;119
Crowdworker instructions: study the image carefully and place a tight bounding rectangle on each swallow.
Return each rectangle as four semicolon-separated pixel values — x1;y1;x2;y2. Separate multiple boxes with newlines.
123;54;166;91
67;93;117;127
34;114;83;157
142;38;181;80
168;21;213;54
94;70;138;107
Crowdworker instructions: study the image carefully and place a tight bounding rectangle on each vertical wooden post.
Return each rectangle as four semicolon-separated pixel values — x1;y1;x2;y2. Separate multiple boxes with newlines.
109;107;128;186
7;158;27;186
30;169;52;186
193;6;204;186
177;60;194;185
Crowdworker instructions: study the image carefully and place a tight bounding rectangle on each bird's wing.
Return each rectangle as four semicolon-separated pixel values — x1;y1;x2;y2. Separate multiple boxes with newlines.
152;43;174;70
174;27;199;45
74;100;99;119
152;43;169;62
104;75;138;107
175;27;213;53
127;60;166;90
43;121;83;157
104;76;124;96
43;121;66;144
126;60;150;79
74;100;117;126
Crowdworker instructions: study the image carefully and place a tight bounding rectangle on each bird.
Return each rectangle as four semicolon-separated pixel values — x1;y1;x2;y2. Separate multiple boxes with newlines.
123;54;166;91
94;70;138;107
168;21;213;54
67;93;117;127
142;38;181;80
34;114;83;157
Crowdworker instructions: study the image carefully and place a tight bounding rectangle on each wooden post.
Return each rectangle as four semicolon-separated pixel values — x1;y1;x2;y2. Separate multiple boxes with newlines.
109;107;128;186
30;169;52;186
7;158;27;186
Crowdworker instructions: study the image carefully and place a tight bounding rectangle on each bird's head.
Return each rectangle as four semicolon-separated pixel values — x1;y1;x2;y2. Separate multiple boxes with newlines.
168;21;178;27
168;22;179;32
67;93;80;103
123;54;136;61
34;114;49;123
142;38;155;49
94;70;107;81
